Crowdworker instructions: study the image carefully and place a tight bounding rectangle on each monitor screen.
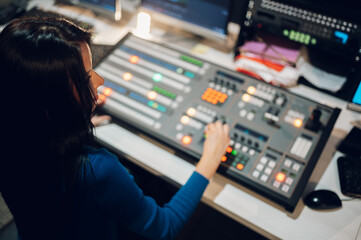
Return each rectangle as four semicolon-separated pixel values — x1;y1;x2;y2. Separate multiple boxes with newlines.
352;81;361;106
141;0;232;39
79;0;116;12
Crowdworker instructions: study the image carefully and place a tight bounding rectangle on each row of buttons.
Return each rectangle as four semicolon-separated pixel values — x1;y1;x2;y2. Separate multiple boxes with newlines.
196;104;217;118
208;82;235;96
229;140;257;156
260;0;358;30
252;156;277;183
230;133;261;150
284;158;301;172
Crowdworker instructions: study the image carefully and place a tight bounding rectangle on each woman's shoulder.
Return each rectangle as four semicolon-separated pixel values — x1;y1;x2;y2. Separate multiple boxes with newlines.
84;146;125;178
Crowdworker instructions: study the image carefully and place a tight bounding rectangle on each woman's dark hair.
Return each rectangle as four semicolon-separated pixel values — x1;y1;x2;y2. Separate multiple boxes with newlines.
0;17;95;192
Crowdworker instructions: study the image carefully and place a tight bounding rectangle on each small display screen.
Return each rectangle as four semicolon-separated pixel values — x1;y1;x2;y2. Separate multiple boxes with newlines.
142;0;231;36
79;0;116;12
352;81;361;106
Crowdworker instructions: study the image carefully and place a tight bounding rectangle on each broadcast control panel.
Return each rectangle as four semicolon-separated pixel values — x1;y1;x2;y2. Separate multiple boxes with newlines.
96;33;340;212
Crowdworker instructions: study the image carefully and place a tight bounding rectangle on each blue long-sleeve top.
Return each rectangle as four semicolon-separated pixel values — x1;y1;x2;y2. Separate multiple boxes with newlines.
7;147;209;240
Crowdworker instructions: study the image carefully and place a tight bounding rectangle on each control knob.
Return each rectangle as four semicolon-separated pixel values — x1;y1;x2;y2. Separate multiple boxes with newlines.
305;109;323;132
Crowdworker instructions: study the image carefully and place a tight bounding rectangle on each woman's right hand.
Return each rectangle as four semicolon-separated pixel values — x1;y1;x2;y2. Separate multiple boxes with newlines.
195;121;230;180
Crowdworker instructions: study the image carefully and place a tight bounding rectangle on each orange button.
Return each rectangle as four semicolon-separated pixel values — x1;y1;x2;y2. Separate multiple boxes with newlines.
221;156;227;162
276;172;286;182
236;163;244;170
123;72;132;81
226;147;233;153
129;55;139;64
293;119;303;128
103;87;112;96
181;135;192;145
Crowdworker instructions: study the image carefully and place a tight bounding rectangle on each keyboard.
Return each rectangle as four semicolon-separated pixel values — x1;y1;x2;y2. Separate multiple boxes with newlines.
337;156;361;198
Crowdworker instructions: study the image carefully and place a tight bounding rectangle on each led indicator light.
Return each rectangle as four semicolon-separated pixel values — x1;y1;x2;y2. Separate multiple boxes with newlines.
293;119;303;128
276;172;286;182
236;163;244;170
129;55;139;64
221;156;227;162
231;150;238;156
242;94;251;102
181;135;192;145
103;88;112;96
152;73;162;82
247;86;256;95
123;72;132;81
147;91;157;100
226;147;233;153
186;108;196;117
180;116;190;125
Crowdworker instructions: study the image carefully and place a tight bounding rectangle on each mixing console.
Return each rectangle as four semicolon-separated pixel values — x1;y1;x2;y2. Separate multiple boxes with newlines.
95;33;340;212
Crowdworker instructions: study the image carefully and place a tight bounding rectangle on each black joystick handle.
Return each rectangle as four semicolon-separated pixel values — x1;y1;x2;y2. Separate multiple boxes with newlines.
305;109;322;132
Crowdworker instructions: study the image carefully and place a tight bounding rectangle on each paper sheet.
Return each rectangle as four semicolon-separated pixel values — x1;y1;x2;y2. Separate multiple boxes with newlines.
297;56;347;92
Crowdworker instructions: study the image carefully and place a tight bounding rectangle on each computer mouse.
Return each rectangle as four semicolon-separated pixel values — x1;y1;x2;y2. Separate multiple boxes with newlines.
303;189;342;210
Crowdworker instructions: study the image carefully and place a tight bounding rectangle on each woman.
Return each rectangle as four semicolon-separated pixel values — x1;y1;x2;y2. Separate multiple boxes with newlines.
0;17;230;240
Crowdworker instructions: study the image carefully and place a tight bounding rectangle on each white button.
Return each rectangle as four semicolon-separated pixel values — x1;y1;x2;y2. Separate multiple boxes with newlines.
240;109;247;117
209;82;215;88
256;163;264;171
252;170;260;178
171;102;179;109
285;177;294;185
235;143;241;149
268;160;276;169
247;112;255;121
238;101;246;108
260;174;269;182
292;163;301;172
221;87;227;93
215;85;221;90
260;157;268;164
282;184;290;193
154;122;162;129
176;132;183;140
249;149;255;156
264;167;272;175
273;181;281;188
175;123;183;131
176;96;184;103
284;159;292;168
242;146;248;152
229;140;235;146
227;90;234;95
